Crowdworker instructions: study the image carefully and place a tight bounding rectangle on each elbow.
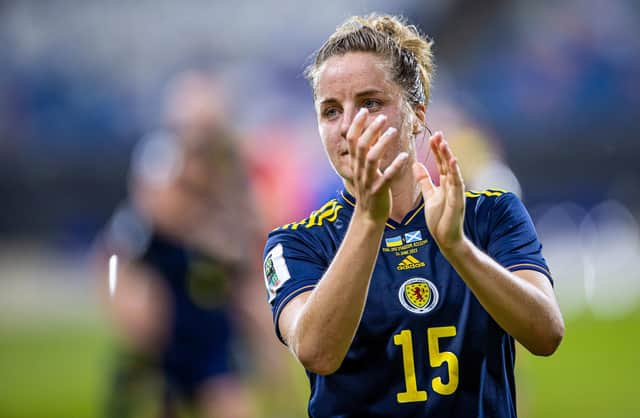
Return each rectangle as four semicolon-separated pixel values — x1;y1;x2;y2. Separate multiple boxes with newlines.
301;358;341;376
295;342;344;376
528;319;565;357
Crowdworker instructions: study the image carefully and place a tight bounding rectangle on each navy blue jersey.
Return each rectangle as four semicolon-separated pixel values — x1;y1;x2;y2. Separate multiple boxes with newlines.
104;205;237;395
141;232;236;390
263;189;551;418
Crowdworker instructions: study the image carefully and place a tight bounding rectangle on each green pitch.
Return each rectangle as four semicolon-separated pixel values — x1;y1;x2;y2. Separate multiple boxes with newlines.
516;307;640;417
0;308;638;418
0;319;112;418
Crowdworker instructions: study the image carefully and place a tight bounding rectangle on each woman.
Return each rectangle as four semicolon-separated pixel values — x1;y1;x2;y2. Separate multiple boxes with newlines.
98;71;257;418
263;15;564;417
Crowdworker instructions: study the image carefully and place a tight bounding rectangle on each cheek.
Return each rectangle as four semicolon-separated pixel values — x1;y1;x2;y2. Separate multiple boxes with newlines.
318;124;337;150
388;109;409;131
395;111;416;145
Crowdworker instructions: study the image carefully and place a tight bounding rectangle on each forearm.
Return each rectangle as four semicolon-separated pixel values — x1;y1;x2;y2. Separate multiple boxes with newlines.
442;238;564;356
290;211;385;374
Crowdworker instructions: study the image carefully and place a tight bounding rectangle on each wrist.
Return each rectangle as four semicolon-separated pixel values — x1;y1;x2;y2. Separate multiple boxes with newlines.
352;207;388;232
439;236;475;264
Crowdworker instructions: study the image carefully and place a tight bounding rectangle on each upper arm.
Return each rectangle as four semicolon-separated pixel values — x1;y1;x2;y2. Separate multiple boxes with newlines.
277;290;312;348
512;269;557;302
263;231;328;344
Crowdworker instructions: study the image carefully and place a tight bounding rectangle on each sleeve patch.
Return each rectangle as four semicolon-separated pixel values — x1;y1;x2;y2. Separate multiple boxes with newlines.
264;243;291;303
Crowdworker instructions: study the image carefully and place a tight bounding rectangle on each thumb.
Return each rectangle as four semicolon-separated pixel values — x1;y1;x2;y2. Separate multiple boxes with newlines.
413;162;434;194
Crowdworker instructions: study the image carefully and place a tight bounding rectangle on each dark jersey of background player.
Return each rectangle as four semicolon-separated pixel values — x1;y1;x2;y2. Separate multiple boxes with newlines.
102;203;240;414
262;14;564;418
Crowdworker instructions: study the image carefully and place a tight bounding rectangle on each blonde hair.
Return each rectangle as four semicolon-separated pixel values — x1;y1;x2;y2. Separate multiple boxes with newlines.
305;14;435;108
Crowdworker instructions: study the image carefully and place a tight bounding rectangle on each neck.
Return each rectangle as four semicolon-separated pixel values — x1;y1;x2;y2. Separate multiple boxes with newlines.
388;163;421;222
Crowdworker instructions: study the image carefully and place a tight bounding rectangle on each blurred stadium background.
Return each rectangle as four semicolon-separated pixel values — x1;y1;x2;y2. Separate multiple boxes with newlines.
1;0;639;417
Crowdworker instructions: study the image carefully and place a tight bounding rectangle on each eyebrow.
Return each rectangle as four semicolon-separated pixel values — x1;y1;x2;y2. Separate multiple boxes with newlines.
318;89;386;106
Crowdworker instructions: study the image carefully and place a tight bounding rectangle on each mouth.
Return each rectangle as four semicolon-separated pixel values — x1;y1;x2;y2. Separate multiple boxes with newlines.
339;150;349;157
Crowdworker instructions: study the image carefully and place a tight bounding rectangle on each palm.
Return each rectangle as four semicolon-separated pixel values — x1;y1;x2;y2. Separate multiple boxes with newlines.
346;110;409;224
414;133;465;251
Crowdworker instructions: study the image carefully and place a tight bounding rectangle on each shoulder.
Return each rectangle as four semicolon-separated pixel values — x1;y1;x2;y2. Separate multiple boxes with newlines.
463;189;534;245
270;198;345;233
465;188;524;221
465;188;511;203
100;202;153;260
266;198;344;246
264;197;346;257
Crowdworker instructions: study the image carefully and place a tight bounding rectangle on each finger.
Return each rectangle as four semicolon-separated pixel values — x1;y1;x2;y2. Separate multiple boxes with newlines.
356;114;387;174
439;140;465;208
346;108;369;161
412;162;435;195
429;132;447;177
432;133;450;191
446;157;466;211
441;142;464;189
364;127;398;186
357;114;387;151
375;152;409;191
438;136;450;178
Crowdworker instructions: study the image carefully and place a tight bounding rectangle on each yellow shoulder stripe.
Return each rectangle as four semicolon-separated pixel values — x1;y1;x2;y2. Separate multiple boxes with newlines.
465;189;507;198
277;199;344;231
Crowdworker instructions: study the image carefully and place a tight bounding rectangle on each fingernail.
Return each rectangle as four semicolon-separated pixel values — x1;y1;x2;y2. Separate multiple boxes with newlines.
398;152;409;160
375;114;387;124
383;127;397;137
357;108;367;118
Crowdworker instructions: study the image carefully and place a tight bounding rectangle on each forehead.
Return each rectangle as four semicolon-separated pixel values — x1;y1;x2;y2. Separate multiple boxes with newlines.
315;52;398;100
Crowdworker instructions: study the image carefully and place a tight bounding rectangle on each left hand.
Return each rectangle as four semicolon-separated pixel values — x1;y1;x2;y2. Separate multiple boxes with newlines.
413;132;466;252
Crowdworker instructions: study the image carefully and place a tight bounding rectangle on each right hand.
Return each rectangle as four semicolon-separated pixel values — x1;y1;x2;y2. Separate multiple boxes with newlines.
347;108;409;224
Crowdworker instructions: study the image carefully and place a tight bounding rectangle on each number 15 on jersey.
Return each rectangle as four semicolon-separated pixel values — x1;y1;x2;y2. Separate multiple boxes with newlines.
394;326;459;403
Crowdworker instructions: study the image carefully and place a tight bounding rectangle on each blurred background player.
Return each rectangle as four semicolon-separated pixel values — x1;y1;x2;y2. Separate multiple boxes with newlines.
94;71;260;418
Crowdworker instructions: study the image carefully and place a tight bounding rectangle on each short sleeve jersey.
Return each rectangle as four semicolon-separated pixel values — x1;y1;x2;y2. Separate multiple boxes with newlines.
263;189;551;418
103;205;237;393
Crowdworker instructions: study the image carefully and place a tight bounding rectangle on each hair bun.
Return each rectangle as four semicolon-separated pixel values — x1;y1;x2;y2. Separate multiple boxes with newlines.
361;14;435;101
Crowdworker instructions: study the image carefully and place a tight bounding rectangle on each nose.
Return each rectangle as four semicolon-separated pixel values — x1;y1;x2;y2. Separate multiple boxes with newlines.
340;106;358;140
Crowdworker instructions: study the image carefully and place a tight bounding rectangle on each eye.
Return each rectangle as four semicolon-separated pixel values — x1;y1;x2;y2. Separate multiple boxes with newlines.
322;106;340;120
361;98;382;112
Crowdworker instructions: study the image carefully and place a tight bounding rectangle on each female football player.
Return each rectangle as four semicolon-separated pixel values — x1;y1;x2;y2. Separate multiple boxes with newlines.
263;14;564;417
99;71;257;418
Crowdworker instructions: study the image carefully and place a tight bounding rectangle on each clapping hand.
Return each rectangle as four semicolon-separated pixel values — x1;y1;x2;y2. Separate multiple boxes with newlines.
413;132;466;253
348;108;408;224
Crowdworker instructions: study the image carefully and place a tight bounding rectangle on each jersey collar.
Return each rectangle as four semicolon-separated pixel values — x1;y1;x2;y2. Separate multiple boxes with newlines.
337;189;425;230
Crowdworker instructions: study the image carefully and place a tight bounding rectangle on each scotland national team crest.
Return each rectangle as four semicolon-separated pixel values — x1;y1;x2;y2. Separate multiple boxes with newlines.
398;277;439;314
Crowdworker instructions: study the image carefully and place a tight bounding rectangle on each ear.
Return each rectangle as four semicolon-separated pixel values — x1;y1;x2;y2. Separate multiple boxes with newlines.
412;103;427;135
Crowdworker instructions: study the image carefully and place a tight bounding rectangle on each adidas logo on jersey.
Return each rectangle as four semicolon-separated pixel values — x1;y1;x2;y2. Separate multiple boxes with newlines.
397;255;426;270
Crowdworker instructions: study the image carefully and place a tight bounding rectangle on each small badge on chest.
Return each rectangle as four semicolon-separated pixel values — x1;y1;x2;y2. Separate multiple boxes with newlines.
398;277;439;314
